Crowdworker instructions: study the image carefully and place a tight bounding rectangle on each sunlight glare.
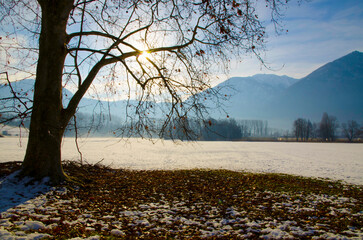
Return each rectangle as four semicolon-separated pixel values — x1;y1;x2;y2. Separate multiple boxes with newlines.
138;51;152;62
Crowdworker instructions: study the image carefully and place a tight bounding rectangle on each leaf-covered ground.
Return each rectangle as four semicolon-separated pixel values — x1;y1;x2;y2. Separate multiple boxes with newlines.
0;161;362;239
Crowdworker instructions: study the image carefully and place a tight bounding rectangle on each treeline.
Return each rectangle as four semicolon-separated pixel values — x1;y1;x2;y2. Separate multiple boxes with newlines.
63;112;124;137
3;111;362;142
199;118;242;141
239;120;269;138
200;119;269;141
165;118;270;141
63;113;272;141
292;112;363;142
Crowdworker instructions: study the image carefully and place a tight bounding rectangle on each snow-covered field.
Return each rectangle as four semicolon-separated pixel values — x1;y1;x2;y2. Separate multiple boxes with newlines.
1;137;362;185
1;137;362;239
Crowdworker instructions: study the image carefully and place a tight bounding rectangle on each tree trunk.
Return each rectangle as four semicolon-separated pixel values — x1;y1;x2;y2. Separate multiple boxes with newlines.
21;0;74;184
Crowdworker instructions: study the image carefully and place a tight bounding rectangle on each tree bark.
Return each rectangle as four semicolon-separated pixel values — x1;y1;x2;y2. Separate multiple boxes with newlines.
21;0;74;184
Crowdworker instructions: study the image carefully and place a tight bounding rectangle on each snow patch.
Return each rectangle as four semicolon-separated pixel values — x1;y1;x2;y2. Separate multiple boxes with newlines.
110;229;126;236
19;221;45;231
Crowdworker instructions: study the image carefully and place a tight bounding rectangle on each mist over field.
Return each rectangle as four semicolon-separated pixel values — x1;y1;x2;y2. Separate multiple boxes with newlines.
1;137;362;185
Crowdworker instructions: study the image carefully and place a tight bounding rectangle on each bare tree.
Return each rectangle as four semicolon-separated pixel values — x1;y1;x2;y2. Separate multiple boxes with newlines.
310;122;319;139
342;120;360;142
293;118;304;141
319;112;339;142
1;0;295;183
293;118;312;141
305;119;312;140
283;130;289;141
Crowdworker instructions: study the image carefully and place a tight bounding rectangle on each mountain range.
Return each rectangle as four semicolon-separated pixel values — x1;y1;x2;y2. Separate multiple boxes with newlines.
1;51;362;130
208;51;363;129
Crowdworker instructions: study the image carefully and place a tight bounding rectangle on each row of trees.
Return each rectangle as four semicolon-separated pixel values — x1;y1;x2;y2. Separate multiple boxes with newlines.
62;115;266;141
199;118;242;141
13;109;358;142
292;118;313;141
199;119;269;141
238;120;269;138
3;110;361;142
165;116;362;142
293;112;362;142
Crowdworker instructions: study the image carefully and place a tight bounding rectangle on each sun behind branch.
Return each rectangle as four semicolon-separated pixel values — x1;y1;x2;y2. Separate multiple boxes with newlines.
138;51;152;62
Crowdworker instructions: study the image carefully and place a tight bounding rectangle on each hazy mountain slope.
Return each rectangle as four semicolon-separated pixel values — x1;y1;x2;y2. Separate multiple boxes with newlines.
202;51;363;128
1;80;172;132
0;79;135;118
2;51;362;130
206;74;298;119
0;79;35;98
268;51;363;122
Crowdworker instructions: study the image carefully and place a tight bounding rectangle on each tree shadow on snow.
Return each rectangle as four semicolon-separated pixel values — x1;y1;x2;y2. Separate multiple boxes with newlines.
0;162;52;213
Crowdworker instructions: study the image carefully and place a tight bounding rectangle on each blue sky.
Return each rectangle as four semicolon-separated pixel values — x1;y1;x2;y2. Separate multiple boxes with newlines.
227;0;363;80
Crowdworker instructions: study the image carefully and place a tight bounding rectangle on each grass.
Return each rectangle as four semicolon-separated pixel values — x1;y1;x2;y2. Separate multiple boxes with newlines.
1;161;362;239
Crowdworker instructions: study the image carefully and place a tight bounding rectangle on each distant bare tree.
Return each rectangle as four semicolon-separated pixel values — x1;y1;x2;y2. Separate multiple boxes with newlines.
283;130;289;141
342;120;360;142
1;0;297;183
309;122;319;140
293;118;312;141
293;118;303;141
319;112;339;142
305;119;312;140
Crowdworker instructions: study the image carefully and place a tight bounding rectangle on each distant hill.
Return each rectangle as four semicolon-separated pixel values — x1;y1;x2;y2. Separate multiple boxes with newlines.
269;51;363;122
207;74;299;120
2;51;362;130
0;79;165;126
0;79;131;118
206;51;363;128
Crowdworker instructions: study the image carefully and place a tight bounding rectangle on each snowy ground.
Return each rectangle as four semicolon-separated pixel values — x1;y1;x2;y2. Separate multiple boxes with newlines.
0;137;362;239
1;137;362;185
1;189;362;239
0;165;362;240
